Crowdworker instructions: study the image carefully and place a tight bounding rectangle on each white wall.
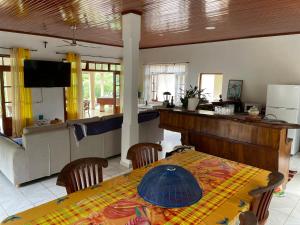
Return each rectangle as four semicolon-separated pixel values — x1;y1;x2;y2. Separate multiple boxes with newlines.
141;34;300;105
0;31;123;121
2;31;300;115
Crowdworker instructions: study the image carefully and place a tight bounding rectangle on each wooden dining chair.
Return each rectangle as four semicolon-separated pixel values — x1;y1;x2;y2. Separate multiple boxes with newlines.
56;157;108;194
249;171;284;225
127;143;162;169
239;211;258;225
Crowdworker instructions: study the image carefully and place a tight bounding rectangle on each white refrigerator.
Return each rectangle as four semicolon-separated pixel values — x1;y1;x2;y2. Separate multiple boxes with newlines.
266;84;300;155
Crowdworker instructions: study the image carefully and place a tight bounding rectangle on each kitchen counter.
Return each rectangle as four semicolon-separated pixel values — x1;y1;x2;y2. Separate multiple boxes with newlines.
158;108;300;129
158;108;298;186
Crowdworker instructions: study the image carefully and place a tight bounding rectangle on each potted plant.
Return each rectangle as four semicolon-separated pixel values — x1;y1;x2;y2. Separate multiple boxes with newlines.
180;85;208;111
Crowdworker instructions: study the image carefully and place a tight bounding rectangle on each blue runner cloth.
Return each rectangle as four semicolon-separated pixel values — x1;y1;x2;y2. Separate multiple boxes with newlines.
13;138;23;146
0;132;23;146
86;116;123;136
138;110;159;123
73;111;160;142
73;124;85;141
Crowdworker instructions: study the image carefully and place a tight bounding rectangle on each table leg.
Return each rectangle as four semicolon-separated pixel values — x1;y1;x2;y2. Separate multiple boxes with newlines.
100;104;105;112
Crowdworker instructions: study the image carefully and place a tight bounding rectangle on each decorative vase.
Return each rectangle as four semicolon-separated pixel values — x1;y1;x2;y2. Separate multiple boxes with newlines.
187;98;199;111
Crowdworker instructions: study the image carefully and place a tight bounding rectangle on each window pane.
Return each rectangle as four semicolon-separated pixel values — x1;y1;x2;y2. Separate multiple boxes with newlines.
110;64;116;71
96;64;102;70
102;64;108;70
3;72;11;86
200;74;223;102
156;74;176;102
4;87;12;102
0;57;3;66
95;72;113;98
89;63;95;70
81;62;86;69
103;73;114;97
3;57;10;66
116;65;121;71
116;75;120;85
176;75;185;103
116;86;120;96
5;103;12;117
82;73;90;100
94;72;101;98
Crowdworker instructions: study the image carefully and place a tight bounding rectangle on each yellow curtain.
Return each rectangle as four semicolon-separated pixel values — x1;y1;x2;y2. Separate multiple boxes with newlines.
66;53;82;120
11;48;33;137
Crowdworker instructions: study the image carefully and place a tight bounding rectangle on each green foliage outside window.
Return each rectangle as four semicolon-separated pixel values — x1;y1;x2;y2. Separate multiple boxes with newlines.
82;73;90;100
95;72;114;98
82;72;114;100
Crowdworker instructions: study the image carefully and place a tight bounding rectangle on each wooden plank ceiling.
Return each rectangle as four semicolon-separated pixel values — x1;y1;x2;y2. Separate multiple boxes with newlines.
0;0;300;48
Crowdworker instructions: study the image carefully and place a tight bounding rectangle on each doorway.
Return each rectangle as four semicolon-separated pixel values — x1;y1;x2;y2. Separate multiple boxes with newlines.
0;55;12;136
199;73;223;102
81;61;121;118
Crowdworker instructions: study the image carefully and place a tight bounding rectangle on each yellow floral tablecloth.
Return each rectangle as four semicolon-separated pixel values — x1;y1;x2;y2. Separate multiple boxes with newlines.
1;150;269;225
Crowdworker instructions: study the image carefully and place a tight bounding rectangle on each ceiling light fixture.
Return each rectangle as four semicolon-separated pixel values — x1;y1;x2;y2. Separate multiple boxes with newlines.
205;26;216;30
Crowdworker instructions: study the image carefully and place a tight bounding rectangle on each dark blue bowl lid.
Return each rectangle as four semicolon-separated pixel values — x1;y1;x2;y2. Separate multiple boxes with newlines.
137;164;202;208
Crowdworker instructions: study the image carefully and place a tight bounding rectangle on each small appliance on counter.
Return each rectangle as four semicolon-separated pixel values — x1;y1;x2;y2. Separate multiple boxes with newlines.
248;106;260;116
244;102;262;113
162;91;171;107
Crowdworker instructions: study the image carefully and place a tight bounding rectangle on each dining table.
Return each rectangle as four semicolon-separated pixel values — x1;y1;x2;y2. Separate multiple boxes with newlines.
1;150;270;225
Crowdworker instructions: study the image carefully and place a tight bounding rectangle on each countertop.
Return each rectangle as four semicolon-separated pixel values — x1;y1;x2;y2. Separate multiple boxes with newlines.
158;108;300;129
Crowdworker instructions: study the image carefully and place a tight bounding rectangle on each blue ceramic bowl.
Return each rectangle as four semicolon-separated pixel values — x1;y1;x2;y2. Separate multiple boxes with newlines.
137;164;202;208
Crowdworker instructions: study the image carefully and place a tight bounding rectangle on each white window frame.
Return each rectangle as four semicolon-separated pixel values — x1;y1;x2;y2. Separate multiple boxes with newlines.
144;63;187;104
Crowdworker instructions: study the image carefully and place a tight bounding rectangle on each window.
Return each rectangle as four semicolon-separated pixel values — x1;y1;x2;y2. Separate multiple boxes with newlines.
81;61;121;118
82;73;90;100
94;72;114;98
0;55;12;135
199;73;223;102
144;63;187;104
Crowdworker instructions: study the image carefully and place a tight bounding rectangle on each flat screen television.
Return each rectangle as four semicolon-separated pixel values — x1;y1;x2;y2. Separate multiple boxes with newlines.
24;60;71;87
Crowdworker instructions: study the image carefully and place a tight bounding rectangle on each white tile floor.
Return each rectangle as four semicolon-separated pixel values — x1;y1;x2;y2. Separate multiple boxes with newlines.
265;153;300;225
0;130;298;225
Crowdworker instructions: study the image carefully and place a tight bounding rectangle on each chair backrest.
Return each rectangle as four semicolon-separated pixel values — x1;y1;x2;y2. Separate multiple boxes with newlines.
57;157;108;194
249;171;284;225
127;143;162;169
239;211;258;225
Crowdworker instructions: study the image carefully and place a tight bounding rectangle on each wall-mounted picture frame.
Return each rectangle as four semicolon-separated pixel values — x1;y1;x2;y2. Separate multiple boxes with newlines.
227;80;243;100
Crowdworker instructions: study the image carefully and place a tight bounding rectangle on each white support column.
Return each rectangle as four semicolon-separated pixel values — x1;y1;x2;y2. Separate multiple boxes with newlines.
120;12;141;168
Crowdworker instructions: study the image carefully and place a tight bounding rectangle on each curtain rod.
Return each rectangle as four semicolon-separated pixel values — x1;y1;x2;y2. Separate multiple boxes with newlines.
55;52;122;60
0;46;37;52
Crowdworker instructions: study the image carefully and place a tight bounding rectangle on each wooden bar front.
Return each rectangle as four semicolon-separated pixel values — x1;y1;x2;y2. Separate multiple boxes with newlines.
159;108;300;185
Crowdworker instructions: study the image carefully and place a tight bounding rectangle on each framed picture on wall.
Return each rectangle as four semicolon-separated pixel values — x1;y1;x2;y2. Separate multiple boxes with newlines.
227;80;243;100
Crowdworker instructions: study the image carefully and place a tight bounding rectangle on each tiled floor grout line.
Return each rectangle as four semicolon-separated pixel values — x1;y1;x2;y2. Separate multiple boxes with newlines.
0;204;8;217
283;197;300;225
44;185;60;198
2;186;34;216
18;187;36;207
